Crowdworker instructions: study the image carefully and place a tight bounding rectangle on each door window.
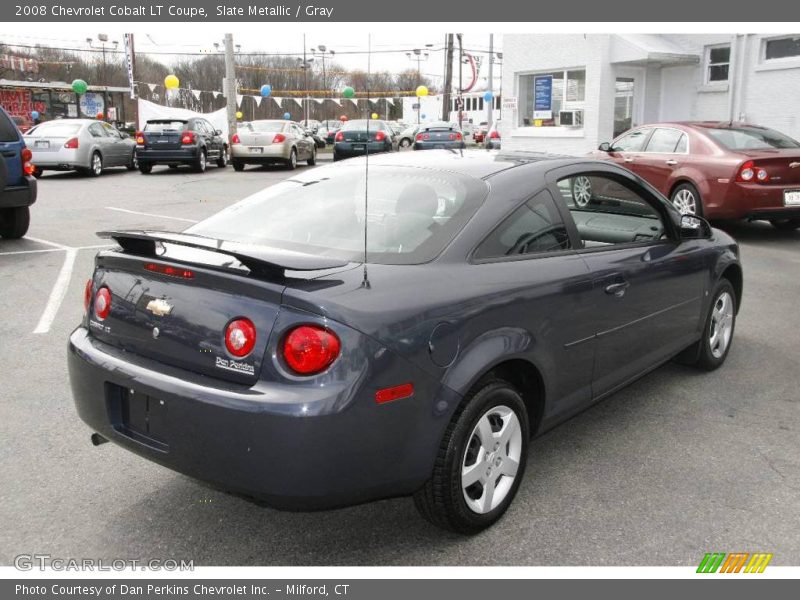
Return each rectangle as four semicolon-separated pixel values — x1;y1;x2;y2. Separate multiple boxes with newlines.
88;123;106;138
555;174;666;247
610;128;651;152
474;190;571;259
645;128;686;153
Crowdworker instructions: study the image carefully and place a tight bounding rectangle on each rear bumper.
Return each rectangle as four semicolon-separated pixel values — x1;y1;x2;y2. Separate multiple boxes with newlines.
136;147;199;165
31;148;85;170
0;176;37;208
709;182;800;220
67;326;454;510
230;144;290;161
333;142;391;157
413;141;466;151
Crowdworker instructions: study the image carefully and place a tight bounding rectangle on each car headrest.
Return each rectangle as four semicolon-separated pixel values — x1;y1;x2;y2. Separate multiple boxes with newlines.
395;183;439;217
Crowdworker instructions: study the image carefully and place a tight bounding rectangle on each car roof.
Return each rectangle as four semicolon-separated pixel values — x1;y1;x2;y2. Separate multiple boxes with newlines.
331;149;582;180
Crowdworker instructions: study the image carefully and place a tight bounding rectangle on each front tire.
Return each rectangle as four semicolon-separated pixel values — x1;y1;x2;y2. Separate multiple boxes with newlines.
307;147;316;166
681;279;737;371
0;206;30;239
193;149;207;173
216;147;228;168
671;183;703;216
414;379;529;534
286;148;297;170
770;218;800;231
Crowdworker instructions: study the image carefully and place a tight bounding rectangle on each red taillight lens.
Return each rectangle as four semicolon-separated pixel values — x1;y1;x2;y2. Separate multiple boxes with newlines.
335;131;344;142
21;148;32;161
736;160;769;183
273;133;286;143
282;325;341;375
83;279;93;314
455;132;462;141
225;318;257;358
135;131;145;144
94;287;111;321
144;263;194;279
231;133;240;144
64;137;79;149
180;131;195;145
374;130;386;141
415;133;423;141
23;161;35;175
489;130;500;139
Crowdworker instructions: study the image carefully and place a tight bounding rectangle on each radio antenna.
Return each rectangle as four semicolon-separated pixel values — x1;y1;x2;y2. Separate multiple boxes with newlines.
361;33;372;289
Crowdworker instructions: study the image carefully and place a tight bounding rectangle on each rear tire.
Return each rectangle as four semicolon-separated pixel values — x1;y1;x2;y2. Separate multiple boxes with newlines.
88;152;103;177
670;183;703;216
413;379;529;534
216;147;228;168
232;161;245;172
127;153;138;171
286;148;297;170
770;218;800;231
32;166;43;178
0;206;30;239
193;149;207;173
138;163;153;174
400;138;411;149
168;164;179;170
307;148;316;166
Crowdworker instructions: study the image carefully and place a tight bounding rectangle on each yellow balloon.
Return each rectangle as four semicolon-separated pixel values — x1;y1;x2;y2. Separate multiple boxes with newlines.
236;111;243;119
164;74;180;90
371;113;379;120
415;85;429;97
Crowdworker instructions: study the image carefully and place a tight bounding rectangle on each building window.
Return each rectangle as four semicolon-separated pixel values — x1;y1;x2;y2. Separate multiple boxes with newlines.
705;44;731;83
764;36;800;60
518;69;586;128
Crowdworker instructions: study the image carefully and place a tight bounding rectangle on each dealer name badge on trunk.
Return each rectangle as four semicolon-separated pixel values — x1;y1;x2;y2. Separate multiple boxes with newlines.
145;298;174;317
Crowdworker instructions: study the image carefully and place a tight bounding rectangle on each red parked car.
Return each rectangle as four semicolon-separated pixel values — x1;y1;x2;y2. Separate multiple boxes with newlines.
590;122;800;230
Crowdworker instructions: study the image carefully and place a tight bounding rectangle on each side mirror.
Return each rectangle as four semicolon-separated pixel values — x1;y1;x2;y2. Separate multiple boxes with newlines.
680;214;712;239
598;142;611;152
215;129;222;136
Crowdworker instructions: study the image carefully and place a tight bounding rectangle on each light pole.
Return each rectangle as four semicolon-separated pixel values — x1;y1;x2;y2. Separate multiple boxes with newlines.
297;55;314;126
87;34;118;119
496;52;504;119
406;48;429;124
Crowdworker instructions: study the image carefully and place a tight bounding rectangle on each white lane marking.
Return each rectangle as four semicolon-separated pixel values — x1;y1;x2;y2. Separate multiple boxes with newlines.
0;248;63;256
105;207;198;224
25;236;70;250
32;248;77;335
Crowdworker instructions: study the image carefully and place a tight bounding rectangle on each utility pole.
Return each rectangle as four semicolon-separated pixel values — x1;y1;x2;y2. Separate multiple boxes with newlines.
442;34;454;125
486;34;494;129
457;34;464;132
223;33;237;140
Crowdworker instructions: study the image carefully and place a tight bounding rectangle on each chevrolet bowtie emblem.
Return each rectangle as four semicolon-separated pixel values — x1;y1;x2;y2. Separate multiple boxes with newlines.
146;298;173;317
790;162;800;169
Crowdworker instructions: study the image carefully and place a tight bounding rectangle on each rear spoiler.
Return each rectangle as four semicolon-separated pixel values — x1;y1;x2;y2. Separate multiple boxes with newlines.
97;230;349;278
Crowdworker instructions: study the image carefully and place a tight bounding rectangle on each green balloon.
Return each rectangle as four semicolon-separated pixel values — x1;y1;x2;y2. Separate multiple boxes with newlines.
71;79;88;94
342;86;355;99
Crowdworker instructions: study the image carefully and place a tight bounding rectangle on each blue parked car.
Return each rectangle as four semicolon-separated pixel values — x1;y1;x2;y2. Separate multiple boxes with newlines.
0;107;37;238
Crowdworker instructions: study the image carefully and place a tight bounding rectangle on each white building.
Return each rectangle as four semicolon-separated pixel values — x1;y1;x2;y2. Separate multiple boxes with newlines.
501;34;800;155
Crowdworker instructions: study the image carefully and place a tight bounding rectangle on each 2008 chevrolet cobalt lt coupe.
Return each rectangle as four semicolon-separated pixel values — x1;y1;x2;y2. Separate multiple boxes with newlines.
68;150;742;534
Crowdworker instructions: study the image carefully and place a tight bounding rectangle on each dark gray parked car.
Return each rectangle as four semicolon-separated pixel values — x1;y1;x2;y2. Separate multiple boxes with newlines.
68;151;742;534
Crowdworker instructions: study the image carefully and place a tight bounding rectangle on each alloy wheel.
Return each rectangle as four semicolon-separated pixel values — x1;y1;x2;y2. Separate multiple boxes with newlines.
461;405;523;515
92;153;102;176
672;189;697;214
709;291;734;359
572;176;592;207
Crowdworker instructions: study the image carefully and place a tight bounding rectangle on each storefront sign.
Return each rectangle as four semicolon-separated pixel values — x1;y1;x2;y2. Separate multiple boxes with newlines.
502;96;518;112
0;89;33;117
79;92;104;117
533;75;553;120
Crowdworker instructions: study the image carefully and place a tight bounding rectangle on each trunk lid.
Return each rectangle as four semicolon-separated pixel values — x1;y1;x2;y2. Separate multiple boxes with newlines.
238;131;279;146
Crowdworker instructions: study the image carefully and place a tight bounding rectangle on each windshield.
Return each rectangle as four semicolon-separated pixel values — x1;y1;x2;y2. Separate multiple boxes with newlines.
243;121;285;133
26;122;82;137
705;126;800;150
188;165;487;265
145;120;187;132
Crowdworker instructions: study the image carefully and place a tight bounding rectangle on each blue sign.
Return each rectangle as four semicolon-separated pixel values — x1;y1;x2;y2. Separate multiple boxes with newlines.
533;75;553;119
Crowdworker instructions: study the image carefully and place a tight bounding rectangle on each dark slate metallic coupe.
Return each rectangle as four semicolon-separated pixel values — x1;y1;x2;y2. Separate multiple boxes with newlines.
68;150;742;534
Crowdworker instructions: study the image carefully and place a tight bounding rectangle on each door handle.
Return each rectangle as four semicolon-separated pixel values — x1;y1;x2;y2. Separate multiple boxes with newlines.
665;159;678;166
623;158;635;163
604;281;630;297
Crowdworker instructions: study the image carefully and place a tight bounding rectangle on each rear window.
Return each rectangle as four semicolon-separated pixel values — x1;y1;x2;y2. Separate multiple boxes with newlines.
705;126;800;150
144;120;187;132
0;110;20;142
425;122;456;131
244;121;285;133
188;165;487;265
26;121;82;137
341;120;385;131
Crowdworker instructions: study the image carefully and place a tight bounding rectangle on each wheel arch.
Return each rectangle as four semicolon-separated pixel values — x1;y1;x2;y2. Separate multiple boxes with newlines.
720;262;743;314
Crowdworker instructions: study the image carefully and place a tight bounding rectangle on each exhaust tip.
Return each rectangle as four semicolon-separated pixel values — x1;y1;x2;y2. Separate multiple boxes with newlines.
90;433;109;446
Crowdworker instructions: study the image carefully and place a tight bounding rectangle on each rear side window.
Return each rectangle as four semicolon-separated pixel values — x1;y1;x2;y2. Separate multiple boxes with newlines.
705;126;800;150
88;123;106;138
27;122;81;137
474;190;571;259
645;128;686;153
0;110;20;142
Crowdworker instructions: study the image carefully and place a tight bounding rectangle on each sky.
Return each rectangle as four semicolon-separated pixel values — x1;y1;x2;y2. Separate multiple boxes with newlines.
0;27;503;89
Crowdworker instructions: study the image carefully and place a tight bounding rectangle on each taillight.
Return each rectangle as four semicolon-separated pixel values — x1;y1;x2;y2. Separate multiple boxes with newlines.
489;130;500;139
374;130;386;141
282;325;341;375
335;131;344;142
231;133;240;144
64;137;79;149
94;287;111;321
21;148;32;161
135;131;145;144
180;131;195;145
83;279;93;314
144;262;194;279
224;318;257;358
415;133;423;141
737;160;769;183
455;132;462;141
273;133;286;143
23;161;35;176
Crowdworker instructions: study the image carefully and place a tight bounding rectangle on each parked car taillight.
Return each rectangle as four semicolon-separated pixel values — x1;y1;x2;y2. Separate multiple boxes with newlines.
335;131;344;142
180;131;196;145
224;318;257;358
736;160;769;183
135;131;145;144
273;133;286;143
21;147;34;175
282;325;341;375
93;287;111;321
374;130;386;142
489;130;500;139
64;137;79;149
231;133;240;144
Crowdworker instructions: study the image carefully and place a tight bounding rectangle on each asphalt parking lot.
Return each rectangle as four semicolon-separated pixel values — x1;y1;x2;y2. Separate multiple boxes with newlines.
1;158;799;566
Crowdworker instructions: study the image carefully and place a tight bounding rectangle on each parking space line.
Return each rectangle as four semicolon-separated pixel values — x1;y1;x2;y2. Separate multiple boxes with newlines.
105;207;199;224
25;236;70;250
33;248;77;335
0;248;64;256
